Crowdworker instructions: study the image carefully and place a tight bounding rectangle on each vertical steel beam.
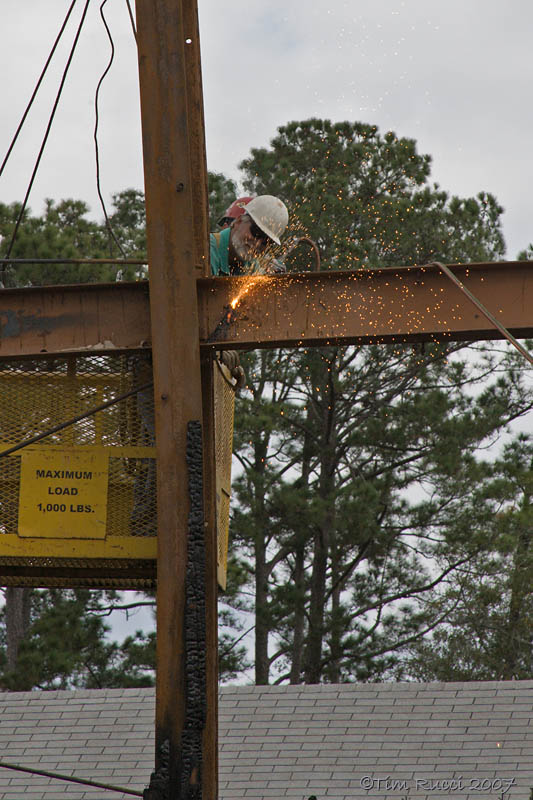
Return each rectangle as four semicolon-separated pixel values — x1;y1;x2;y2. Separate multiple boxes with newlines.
135;0;217;797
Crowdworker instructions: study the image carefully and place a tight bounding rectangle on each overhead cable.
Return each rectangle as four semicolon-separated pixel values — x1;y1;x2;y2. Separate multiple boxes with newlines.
124;0;137;42
0;760;143;797
0;0;78;181
0;381;154;459
2;0;92;274
94;0;127;257
428;261;533;366
0;257;147;265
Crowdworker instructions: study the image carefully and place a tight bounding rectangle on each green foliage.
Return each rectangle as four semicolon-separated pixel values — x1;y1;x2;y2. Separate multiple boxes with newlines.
403;435;533;681
240;118;504;270
0;198;112;286
517;243;533;260
208;171;238;230
0;192;147;286
229;118;532;684
218;554;254;681
0;590;155;690
0;172;236;288
0;580;249;689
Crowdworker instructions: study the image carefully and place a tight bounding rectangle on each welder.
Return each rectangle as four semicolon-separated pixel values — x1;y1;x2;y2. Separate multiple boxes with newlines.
210;194;288;277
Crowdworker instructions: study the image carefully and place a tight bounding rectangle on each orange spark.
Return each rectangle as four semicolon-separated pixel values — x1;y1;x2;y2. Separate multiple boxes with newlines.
230;275;269;309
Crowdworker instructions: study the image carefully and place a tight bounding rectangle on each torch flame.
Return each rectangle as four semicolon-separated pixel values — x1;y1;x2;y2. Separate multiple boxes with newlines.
230;275;268;310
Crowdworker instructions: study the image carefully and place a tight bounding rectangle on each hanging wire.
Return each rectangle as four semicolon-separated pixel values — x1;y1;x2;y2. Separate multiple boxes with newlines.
124;0;137;42
2;0;92;280
0;0;78;181
0;381;153;459
0;761;143;797
94;0;127;257
427;262;533;367
0;0;139;279
283;236;321;271
0;257;146;265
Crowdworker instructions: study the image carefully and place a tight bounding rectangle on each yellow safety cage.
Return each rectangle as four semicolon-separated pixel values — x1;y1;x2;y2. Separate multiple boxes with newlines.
0;353;235;588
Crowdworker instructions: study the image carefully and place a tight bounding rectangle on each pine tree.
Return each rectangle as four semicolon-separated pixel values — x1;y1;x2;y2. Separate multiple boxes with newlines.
402;433;533;681
228;119;531;684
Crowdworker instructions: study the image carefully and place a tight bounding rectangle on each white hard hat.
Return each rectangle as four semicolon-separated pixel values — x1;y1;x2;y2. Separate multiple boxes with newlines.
245;195;288;246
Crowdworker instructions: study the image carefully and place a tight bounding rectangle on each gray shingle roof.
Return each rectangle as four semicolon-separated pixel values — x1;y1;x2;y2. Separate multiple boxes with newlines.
0;681;531;799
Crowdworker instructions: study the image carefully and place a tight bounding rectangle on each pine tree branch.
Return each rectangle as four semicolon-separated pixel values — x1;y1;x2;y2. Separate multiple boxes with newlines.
218;625;255;659
356;557;471;619
86;601;155;617
353;595;463;662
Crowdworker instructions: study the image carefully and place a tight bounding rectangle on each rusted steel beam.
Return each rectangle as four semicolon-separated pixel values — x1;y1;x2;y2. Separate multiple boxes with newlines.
198;261;533;349
135;1;217;799
2;262;532;361
0;282;150;359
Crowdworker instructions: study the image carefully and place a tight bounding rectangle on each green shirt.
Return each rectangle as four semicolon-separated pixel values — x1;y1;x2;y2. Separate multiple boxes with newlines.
210;227;231;276
210;228;283;275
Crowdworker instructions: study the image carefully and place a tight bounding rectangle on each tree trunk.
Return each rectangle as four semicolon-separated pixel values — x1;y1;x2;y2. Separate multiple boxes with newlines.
328;543;342;683
289;419;313;684
304;520;330;683
303;350;337;683
289;541;306;684
253;402;271;685
255;524;270;685
5;587;31;673
500;506;532;679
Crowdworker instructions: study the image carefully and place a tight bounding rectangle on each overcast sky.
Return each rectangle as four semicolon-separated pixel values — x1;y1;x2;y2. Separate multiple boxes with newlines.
1;0;532;259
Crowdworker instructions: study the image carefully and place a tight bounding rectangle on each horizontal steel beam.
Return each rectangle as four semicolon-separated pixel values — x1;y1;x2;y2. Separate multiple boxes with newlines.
198;261;533;349
0;282;151;359
1;262;533;359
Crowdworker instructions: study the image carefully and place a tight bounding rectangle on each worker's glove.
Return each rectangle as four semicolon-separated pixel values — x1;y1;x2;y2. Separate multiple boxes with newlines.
263;258;286;275
219;350;246;391
251;256;286;275
231;365;246;390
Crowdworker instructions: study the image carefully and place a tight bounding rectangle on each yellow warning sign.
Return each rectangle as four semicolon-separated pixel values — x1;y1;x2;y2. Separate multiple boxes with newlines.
18;450;109;539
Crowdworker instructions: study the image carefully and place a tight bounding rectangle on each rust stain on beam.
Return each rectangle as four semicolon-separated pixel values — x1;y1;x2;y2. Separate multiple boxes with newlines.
197;261;533;349
0;282;151;358
2;261;532;361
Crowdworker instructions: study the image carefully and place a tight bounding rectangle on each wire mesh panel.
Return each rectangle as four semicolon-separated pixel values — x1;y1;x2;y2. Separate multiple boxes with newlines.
0;353;157;587
214;361;236;590
0;353;236;588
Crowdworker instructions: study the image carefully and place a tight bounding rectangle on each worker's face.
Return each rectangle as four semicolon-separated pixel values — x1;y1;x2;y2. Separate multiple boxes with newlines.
229;215;270;263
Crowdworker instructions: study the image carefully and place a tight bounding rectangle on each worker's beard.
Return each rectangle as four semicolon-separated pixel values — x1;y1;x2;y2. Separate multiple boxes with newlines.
230;228;256;265
232;240;253;262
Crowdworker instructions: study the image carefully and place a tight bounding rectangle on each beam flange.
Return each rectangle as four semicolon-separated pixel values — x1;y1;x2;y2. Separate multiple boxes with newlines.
198;261;533;350
2;262;532;361
0;282;150;359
